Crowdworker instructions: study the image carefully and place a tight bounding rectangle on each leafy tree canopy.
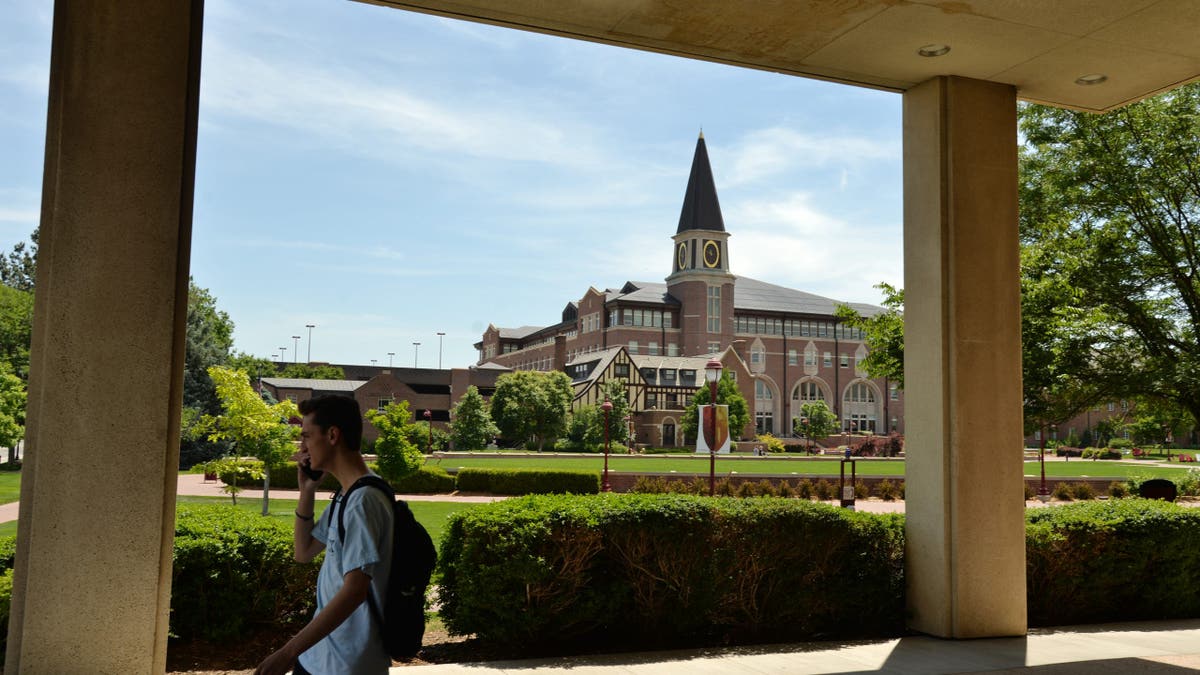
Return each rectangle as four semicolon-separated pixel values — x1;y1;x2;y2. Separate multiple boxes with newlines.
490;370;573;450
835;283;904;388
793;399;838;443
280;363;345;379
0;284;34;382
364;400;423;481
450;385;499;451
0;230;37;292
185;280;234;415
1018;83;1200;426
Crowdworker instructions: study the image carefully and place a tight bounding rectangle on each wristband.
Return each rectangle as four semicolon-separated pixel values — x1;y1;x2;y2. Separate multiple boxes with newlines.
294;511;313;521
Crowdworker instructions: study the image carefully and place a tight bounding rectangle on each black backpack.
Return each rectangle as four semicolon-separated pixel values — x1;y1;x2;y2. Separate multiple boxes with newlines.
337;475;437;660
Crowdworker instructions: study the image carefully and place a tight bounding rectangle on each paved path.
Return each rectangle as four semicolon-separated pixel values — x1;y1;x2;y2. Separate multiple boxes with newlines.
391;619;1200;674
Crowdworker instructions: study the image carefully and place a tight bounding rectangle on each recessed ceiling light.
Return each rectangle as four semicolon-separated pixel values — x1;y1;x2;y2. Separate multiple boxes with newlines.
917;44;951;57
1075;73;1108;86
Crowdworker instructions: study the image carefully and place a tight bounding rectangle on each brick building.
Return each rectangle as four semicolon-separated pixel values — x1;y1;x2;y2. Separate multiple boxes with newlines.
476;134;904;446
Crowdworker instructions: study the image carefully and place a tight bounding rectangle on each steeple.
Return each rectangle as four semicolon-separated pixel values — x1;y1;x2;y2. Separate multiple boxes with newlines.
676;132;725;234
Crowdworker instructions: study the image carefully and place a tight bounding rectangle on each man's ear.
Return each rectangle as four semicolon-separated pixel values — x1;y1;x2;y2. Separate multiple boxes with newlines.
327;425;342;447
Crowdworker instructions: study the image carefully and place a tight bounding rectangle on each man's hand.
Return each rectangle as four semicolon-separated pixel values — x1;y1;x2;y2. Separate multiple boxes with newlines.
254;643;298;675
292;449;320;492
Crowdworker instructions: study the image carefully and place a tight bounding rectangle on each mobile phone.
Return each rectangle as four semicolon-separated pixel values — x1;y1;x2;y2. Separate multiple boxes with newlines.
300;462;324;481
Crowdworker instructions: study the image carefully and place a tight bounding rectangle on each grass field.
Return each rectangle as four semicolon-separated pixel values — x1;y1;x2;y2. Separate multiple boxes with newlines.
0;472;20;504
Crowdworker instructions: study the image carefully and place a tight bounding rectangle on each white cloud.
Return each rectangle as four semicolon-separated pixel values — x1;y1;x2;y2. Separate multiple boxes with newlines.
0;208;38;225
721;127;899;186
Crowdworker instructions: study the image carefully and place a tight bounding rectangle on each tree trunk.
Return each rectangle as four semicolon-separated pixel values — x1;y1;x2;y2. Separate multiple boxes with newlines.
261;465;271;516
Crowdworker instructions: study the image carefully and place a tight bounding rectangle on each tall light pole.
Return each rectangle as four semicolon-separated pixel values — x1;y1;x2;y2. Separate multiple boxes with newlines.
305;323;315;362
705;358;723;496
601;400;613;492
437;331;446;369
279;346;287;363
387;352;395;367
1037;423;1052;501
412;342;421;367
291;335;301;364
424;409;433;454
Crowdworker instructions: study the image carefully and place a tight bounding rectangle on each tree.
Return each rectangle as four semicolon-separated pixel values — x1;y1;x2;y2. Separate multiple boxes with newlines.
680;372;750;444
1019;83;1200;427
0;285;33;383
489;370;573;450
364;400;423;481
0;363;25;463
595;380;631;447
835;283;904;387
228;351;278;384
563;404;602;450
280;363;345;379
0;230;37;292
450;385;499;450
180;281;236;467
793;400;838;450
205;366;299;515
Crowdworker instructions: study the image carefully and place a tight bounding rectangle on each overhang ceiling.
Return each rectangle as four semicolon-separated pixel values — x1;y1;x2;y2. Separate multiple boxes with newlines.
357;0;1200;112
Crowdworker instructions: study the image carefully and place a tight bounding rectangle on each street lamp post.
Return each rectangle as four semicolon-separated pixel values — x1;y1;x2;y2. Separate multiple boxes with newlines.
305;324;315;362
705;358;723;496
412;342;421;368
1164;424;1172;461
437;332;446;369
387;352;395;367
292;335;300;363
279;346;287;363
424;409;433;454
601;400;613;492
1037;423;1050;501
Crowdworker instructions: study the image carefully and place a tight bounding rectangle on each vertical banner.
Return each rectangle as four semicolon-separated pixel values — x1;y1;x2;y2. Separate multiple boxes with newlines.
696;404;731;454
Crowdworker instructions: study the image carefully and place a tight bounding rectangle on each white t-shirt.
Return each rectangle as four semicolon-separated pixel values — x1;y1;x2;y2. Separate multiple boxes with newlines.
298;477;394;675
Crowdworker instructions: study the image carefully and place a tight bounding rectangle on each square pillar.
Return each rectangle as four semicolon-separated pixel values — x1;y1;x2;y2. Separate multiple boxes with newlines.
903;76;1025;638
5;1;203;672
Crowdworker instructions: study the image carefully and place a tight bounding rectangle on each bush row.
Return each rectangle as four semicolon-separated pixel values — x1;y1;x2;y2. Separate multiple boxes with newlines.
1026;499;1200;625
438;494;905;652
631;475;905;500
0;504;319;650
455;468;600;495
215;460;456;493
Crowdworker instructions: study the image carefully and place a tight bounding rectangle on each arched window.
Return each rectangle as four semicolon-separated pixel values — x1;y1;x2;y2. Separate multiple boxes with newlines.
793;380;825;402
755;380;773;400
844;382;875;403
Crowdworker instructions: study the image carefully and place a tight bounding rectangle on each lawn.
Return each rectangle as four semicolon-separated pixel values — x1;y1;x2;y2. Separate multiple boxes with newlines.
0;472;20;504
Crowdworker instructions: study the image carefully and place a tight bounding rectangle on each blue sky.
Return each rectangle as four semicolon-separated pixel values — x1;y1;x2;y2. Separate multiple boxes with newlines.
0;0;903;370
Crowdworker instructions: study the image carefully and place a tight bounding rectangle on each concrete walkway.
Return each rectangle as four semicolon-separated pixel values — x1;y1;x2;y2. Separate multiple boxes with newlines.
393;619;1200;674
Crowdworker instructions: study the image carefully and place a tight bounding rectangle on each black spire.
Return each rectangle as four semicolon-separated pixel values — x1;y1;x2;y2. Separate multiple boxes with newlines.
676;132;726;234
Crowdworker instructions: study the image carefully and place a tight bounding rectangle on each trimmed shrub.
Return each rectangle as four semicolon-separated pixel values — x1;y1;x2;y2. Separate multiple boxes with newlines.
854;480;870;499
1109;438;1134;450
391;465;456;493
876;479;898;501
1052;482;1074;500
438;494;905;653
0;536;15;572
814;479;835;500
1026;499;1200;626
756;433;786;454
171;504;319;641
1023;482;1035;501
1054;447;1083;458
796;478;815;500
455;468;600;495
1108;481;1129;498
1071;482;1095;500
777;481;795;498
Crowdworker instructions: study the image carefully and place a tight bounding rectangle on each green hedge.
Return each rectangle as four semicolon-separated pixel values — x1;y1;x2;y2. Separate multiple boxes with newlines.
455;468;600;495
172;504;319;640
1026;499;1200;626
438;494;904;652
391;465;456;493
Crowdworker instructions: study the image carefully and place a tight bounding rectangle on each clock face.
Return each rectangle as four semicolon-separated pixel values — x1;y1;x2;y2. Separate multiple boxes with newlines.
703;240;721;268
677;242;688;270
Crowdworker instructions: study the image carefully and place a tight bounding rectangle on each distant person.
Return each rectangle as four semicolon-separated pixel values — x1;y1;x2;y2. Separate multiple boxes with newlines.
256;395;393;675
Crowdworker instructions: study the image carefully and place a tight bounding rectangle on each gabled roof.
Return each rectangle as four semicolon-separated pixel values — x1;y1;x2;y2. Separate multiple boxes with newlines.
261;377;364;392
610;281;680;306
497;325;545;340
473;361;512;371
676;133;725;234
733;276;884;317
629;354;712;387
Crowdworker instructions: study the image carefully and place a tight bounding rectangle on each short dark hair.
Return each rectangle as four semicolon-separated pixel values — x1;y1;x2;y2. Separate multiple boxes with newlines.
298;394;363;452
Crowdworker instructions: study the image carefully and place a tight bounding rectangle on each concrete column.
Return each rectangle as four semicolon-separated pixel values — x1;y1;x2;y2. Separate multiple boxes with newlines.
902;76;1025;638
6;2;203;673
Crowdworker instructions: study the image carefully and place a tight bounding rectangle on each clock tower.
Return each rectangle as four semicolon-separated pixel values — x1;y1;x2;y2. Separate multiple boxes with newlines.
667;132;735;355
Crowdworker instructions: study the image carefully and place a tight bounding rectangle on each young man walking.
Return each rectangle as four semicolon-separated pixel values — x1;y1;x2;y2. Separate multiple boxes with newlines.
256;395;393;675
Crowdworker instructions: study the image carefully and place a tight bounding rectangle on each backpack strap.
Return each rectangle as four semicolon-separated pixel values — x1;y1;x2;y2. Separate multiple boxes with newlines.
336;475;395;543
336;474;396;626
